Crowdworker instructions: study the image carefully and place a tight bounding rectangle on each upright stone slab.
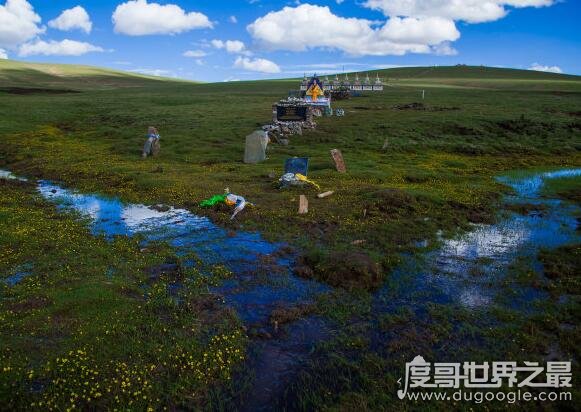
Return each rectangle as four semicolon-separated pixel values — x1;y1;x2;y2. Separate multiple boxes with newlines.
244;130;269;164
330;149;346;173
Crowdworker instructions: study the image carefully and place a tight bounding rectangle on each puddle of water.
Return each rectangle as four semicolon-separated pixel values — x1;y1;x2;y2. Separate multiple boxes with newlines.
0;170;27;182
4;263;34;286
378;168;581;311
4;273;28;287
498;169;581;198
3;167;579;407
7;174;329;407
36;181;328;322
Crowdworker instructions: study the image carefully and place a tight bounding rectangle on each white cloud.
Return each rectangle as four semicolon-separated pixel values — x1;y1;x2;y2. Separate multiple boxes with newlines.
0;0;45;49
112;0;212;36
229;15;237;23
0;48;7;59
363;0;554;24
18;39;105;56
49;6;92;34
248;4;459;56
183;49;207;58
234;56;281;73
528;62;562;73
432;41;458;55
211;39;223;48
211;39;249;54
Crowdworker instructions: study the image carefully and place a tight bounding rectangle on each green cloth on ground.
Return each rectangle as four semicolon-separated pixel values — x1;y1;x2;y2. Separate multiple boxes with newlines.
199;194;227;207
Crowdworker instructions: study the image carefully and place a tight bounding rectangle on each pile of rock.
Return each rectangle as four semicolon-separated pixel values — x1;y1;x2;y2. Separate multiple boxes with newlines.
267;98;317;138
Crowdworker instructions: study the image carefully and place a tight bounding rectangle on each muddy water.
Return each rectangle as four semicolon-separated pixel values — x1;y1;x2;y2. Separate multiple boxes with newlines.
2;168;580;409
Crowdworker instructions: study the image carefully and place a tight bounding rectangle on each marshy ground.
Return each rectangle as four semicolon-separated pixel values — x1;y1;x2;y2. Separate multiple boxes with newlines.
0;62;580;410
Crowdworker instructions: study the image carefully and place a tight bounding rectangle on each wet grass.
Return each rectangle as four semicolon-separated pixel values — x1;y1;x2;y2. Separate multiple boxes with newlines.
542;174;581;206
1;64;581;409
0;179;246;410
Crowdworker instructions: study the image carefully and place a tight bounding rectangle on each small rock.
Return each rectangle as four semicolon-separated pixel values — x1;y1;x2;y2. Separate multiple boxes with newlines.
151;204;170;212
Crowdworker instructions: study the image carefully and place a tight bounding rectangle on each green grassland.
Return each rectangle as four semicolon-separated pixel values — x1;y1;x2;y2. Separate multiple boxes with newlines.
1;60;580;410
1;62;579;285
0;59;187;89
0;178;246;410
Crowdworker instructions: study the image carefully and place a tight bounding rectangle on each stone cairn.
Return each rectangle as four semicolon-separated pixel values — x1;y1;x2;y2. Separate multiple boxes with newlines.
263;98;317;145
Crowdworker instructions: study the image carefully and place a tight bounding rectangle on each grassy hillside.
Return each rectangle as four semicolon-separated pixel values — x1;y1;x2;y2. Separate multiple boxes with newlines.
1;60;580;410
0;59;189;90
377;65;580;80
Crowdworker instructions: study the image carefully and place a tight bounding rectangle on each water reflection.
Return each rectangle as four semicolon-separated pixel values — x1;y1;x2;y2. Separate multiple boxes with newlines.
380;168;581;310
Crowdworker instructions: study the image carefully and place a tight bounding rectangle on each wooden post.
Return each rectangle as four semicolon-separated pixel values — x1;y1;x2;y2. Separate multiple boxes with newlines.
330;149;346;173
298;195;308;214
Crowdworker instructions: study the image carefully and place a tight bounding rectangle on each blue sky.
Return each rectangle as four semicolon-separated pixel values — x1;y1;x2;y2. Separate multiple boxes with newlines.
0;0;579;81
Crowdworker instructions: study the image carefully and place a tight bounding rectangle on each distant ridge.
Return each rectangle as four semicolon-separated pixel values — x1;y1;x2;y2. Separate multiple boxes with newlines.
0;59;578;91
371;65;580;81
0;59;194;90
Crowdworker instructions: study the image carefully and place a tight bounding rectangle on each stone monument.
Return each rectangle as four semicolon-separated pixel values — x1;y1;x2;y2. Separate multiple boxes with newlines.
244;130;269;164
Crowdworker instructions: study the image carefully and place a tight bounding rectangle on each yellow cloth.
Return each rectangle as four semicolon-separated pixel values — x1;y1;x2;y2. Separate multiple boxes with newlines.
295;173;321;190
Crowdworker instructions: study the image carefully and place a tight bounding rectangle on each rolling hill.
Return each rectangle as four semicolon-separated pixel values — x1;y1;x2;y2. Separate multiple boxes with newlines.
0;59;191;90
1;59;579;92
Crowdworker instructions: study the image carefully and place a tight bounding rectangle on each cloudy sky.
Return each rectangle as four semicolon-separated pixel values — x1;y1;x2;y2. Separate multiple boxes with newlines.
0;0;578;81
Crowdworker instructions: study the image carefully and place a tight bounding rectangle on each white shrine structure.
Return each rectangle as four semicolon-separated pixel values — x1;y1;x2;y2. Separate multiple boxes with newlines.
300;73;384;92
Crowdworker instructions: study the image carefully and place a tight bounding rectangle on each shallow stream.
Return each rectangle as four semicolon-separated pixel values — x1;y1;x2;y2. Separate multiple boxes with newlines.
2;167;580;409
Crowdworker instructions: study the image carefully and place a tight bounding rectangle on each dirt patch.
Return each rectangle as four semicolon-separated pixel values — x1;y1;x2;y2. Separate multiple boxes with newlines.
490;118;556;136
143;263;182;282
270;303;317;326
0;87;80;95
448;200;493;224
443;123;481;136
392;102;460;111
301;220;339;239
249;254;288;277
296;252;383;290
505;202;548;216
7;296;52;312
364;188;420;218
